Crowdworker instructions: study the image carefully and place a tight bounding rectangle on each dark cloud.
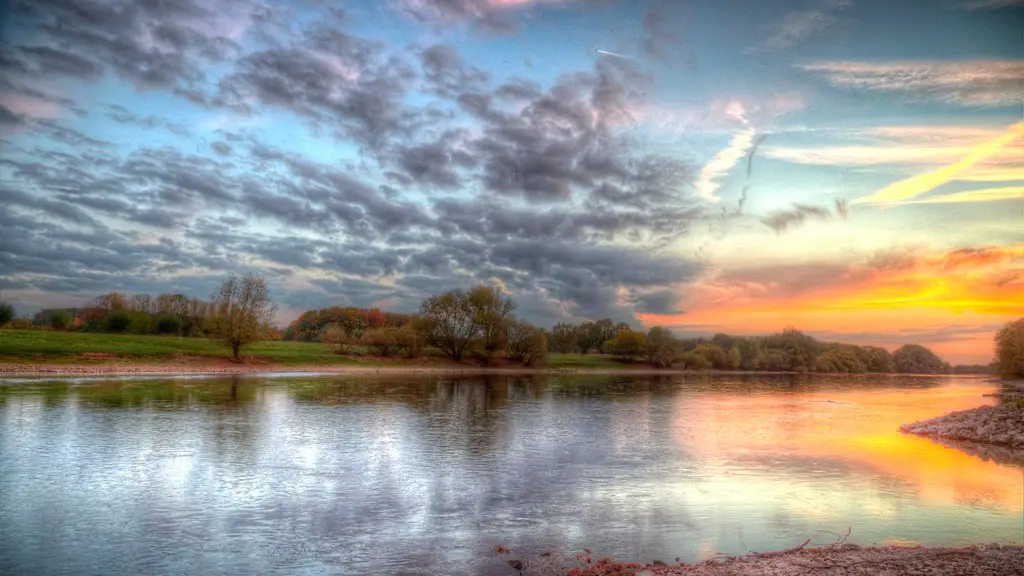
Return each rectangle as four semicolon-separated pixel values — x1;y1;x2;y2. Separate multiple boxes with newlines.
419;44;491;97
17;45;104;78
1;2;714;327
210;141;233;156
397;0;520;34
760;203;835;234
627;289;684;315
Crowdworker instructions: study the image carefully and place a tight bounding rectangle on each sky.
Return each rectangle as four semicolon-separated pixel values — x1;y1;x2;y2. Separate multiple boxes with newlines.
0;0;1022;364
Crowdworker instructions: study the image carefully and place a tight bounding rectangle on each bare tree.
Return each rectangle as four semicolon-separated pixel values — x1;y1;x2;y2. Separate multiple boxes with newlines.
209;273;277;360
419;289;480;361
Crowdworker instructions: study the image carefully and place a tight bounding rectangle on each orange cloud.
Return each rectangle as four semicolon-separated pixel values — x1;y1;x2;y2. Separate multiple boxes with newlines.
640;243;1024;363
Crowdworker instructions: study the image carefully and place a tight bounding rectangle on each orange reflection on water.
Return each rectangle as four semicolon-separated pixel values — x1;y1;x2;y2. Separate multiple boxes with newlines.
675;380;1022;513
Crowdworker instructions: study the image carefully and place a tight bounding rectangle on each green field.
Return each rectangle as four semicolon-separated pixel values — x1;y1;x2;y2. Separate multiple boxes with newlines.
0;329;628;369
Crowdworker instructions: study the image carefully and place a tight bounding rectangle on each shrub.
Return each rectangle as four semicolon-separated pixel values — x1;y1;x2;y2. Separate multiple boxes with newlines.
10;318;34;330
362;327;401;357
395;325;425;358
49;311;71;330
681;351;711;370
507;320;548;366
105;310;131;332
0;303;13;325
603;330;646;361
155;315;182;335
129;311;153;334
322;323;355;355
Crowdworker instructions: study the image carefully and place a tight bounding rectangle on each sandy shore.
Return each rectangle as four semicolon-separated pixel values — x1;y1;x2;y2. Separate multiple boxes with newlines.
482;543;1024;575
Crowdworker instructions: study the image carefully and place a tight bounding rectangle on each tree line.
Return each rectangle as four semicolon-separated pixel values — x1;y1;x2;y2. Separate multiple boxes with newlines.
3;278;1022;375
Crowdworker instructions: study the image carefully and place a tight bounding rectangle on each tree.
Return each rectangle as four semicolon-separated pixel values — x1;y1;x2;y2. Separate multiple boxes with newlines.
680;351;711;370
860;346;894;373
893;344;947;374
603;330;646;361
0;302;13;325
468;286;516;363
550;322;580;353
420;289;480;361
156;315;182;335
507;320;548;366
208;273;277;359
105;310;131;332
50;310;71;330
995;318;1024;378
645;327;678;368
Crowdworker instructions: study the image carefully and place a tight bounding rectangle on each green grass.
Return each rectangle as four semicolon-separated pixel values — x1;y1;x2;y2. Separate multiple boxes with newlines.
0;329;633;369
0;330;355;365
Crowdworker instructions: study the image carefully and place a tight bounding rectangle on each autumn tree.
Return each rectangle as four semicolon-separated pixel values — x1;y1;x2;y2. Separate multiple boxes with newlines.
507;320;548;366
208;273;277;360
995;318;1024;378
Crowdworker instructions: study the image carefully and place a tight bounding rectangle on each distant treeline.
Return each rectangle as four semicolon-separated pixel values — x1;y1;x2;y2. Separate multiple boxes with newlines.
7;284;1007;374
12;292;280;341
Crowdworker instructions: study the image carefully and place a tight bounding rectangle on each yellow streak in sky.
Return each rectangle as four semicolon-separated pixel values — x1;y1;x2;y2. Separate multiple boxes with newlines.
852;122;1024;205
896;186;1024;205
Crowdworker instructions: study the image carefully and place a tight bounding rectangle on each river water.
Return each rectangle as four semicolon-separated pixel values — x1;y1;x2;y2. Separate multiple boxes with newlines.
0;373;1020;575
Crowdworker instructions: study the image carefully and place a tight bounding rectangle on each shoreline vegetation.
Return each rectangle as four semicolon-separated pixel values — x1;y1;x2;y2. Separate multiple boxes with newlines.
485;543;1024;575
0;281;1004;378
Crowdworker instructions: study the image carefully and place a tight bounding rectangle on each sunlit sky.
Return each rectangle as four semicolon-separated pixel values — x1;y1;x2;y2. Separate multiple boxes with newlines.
1;0;1022;363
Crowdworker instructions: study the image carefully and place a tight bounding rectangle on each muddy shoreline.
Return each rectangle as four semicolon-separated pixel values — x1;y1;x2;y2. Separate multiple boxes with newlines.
482;543;1024;575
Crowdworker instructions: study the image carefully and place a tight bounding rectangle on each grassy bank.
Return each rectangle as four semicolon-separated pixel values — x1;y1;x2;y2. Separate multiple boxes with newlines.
0;329;626;369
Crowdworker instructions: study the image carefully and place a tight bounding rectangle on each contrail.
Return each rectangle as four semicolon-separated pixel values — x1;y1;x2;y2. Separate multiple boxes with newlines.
595;49;632;59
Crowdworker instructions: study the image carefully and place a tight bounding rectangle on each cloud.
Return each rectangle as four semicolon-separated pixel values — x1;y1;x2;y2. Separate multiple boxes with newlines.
759;203;834;234
396;0;574;33
890;186;1024;205
694;128;756;203
954;0;1024;9
798;60;1024;107
852;122;1024;205
749;0;851;53
638;243;1024;362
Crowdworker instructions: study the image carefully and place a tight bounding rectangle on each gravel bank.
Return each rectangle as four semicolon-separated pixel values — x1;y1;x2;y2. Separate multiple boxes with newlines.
481;544;1024;575
900;403;1024;448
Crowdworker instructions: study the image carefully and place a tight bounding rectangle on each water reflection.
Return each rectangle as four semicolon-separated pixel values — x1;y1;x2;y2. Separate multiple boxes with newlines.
0;374;1019;576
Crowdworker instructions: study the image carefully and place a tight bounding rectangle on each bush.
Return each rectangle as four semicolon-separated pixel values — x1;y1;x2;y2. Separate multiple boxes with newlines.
645;327;678;368
395;325;425;358
507;320;548;366
49;311;71;330
322;323;355;355
362;327;401;357
105;310;131;332
129;311;153;334
681;351;711;370
10;318;34;330
0;303;13;325
603;330;646;361
155;315;182;335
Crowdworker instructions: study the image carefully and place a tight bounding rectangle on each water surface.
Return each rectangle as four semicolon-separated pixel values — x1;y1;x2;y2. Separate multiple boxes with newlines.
1;373;1020;575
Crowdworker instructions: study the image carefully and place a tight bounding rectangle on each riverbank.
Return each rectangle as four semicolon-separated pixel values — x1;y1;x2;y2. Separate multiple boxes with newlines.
901;401;1024;448
485;543;1024;575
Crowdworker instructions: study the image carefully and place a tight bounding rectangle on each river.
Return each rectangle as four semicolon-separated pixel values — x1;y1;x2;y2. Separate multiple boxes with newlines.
0;373;1020;575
